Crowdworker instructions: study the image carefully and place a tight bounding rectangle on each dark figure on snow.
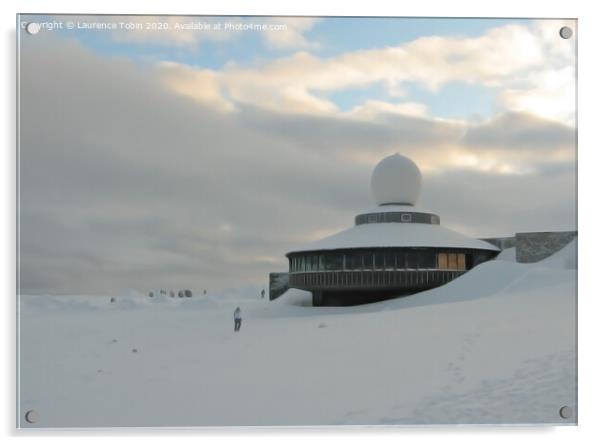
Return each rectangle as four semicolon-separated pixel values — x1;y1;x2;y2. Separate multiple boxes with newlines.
233;307;242;332
261;289;265;299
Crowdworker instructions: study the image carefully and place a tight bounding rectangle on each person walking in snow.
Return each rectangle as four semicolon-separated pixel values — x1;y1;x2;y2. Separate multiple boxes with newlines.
261;289;265;299
233;307;242;332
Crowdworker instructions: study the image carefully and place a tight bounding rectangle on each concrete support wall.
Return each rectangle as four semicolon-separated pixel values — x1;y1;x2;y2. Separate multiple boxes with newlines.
269;272;290;301
515;231;577;263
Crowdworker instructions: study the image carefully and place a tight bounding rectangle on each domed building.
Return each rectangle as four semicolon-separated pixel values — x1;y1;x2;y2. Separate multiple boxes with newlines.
283;153;501;306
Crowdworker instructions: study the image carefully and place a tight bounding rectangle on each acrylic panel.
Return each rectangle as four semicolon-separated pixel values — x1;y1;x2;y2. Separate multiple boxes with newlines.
17;15;577;428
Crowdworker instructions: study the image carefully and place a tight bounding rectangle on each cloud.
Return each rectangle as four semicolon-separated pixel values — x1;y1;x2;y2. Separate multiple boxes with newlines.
18;35;576;295
345;100;429;119
157;62;234;112
105;16;320;50
497;66;576;125
156;20;575;124
464;112;574;151
260;17;321;49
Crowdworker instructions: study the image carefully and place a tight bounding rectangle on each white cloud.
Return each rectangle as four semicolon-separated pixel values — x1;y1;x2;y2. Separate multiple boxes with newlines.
157;62;235;112
108;16;320;50
346;100;429;120
261;17;321;49
497;66;576;125
155;20;575;125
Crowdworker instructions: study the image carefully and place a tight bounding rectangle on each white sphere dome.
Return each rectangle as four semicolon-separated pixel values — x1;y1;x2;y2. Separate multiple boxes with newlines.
370;153;422;206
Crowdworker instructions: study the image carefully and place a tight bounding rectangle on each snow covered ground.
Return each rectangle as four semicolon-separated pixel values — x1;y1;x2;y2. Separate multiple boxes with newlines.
18;240;577;428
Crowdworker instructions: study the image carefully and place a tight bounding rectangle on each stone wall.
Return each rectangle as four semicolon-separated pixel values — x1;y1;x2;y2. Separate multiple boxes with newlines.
480;236;517;250
515;231;577;263
269;272;290;301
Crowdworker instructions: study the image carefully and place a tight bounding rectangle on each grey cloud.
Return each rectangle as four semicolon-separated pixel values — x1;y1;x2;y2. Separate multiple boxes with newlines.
421;167;576;238
18;36;576;295
463;112;575;151
238;104;464;153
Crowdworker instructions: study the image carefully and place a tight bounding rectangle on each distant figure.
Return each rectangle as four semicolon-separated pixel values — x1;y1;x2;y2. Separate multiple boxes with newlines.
169;291;175;298
148;292;154;298
233;307;242;332
261;289;265;299
203;289;207;295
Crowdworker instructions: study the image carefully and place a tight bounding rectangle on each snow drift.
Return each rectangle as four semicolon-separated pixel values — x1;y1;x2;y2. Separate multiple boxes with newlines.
18;243;577;427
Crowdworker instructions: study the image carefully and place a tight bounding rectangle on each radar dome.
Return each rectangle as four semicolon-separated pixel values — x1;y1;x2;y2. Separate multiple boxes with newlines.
370;153;422;206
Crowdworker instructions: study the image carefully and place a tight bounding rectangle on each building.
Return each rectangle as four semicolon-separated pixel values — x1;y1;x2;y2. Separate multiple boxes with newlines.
277;153;501;306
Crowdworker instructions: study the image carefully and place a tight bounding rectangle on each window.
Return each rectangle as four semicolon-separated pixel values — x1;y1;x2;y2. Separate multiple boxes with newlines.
325;253;343;270
448;253;458;269
401;213;412;222
458;253;466;270
348;253;363;270
407;252;418;269
374;252;384;269
362;252;374;269
438;253;448;269
437;252;467;270
396;252;406;269
416;251;435;269
384;252;396;269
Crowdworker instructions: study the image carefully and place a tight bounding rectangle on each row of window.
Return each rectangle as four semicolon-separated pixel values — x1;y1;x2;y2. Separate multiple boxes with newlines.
290;252;467;272
355;212;440;225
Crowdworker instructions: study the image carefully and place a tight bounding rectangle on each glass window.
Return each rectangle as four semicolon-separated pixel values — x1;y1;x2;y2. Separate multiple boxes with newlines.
374;252;384;269
448;253;458;270
348;253;363;270
334;254;343;270
416;251;435;269
396;252;406;269
438;253;448;269
325;253;343;270
458;253;466;270
362;252;374;269
319;255;325;270
407;251;418;269
384;252;396;269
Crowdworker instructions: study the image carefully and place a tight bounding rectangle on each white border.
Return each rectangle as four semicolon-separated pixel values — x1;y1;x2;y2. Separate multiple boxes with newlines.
3;0;601;444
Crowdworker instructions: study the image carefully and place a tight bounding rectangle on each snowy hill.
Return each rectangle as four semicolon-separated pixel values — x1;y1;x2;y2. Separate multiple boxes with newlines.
18;246;577;427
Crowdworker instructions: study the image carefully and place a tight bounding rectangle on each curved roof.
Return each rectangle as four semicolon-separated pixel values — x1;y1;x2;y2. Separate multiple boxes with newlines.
287;222;500;255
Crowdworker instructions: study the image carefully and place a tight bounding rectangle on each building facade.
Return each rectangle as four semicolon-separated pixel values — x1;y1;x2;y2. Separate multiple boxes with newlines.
280;153;500;306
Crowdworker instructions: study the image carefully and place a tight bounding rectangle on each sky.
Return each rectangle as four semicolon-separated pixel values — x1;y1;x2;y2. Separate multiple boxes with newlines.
17;15;577;295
